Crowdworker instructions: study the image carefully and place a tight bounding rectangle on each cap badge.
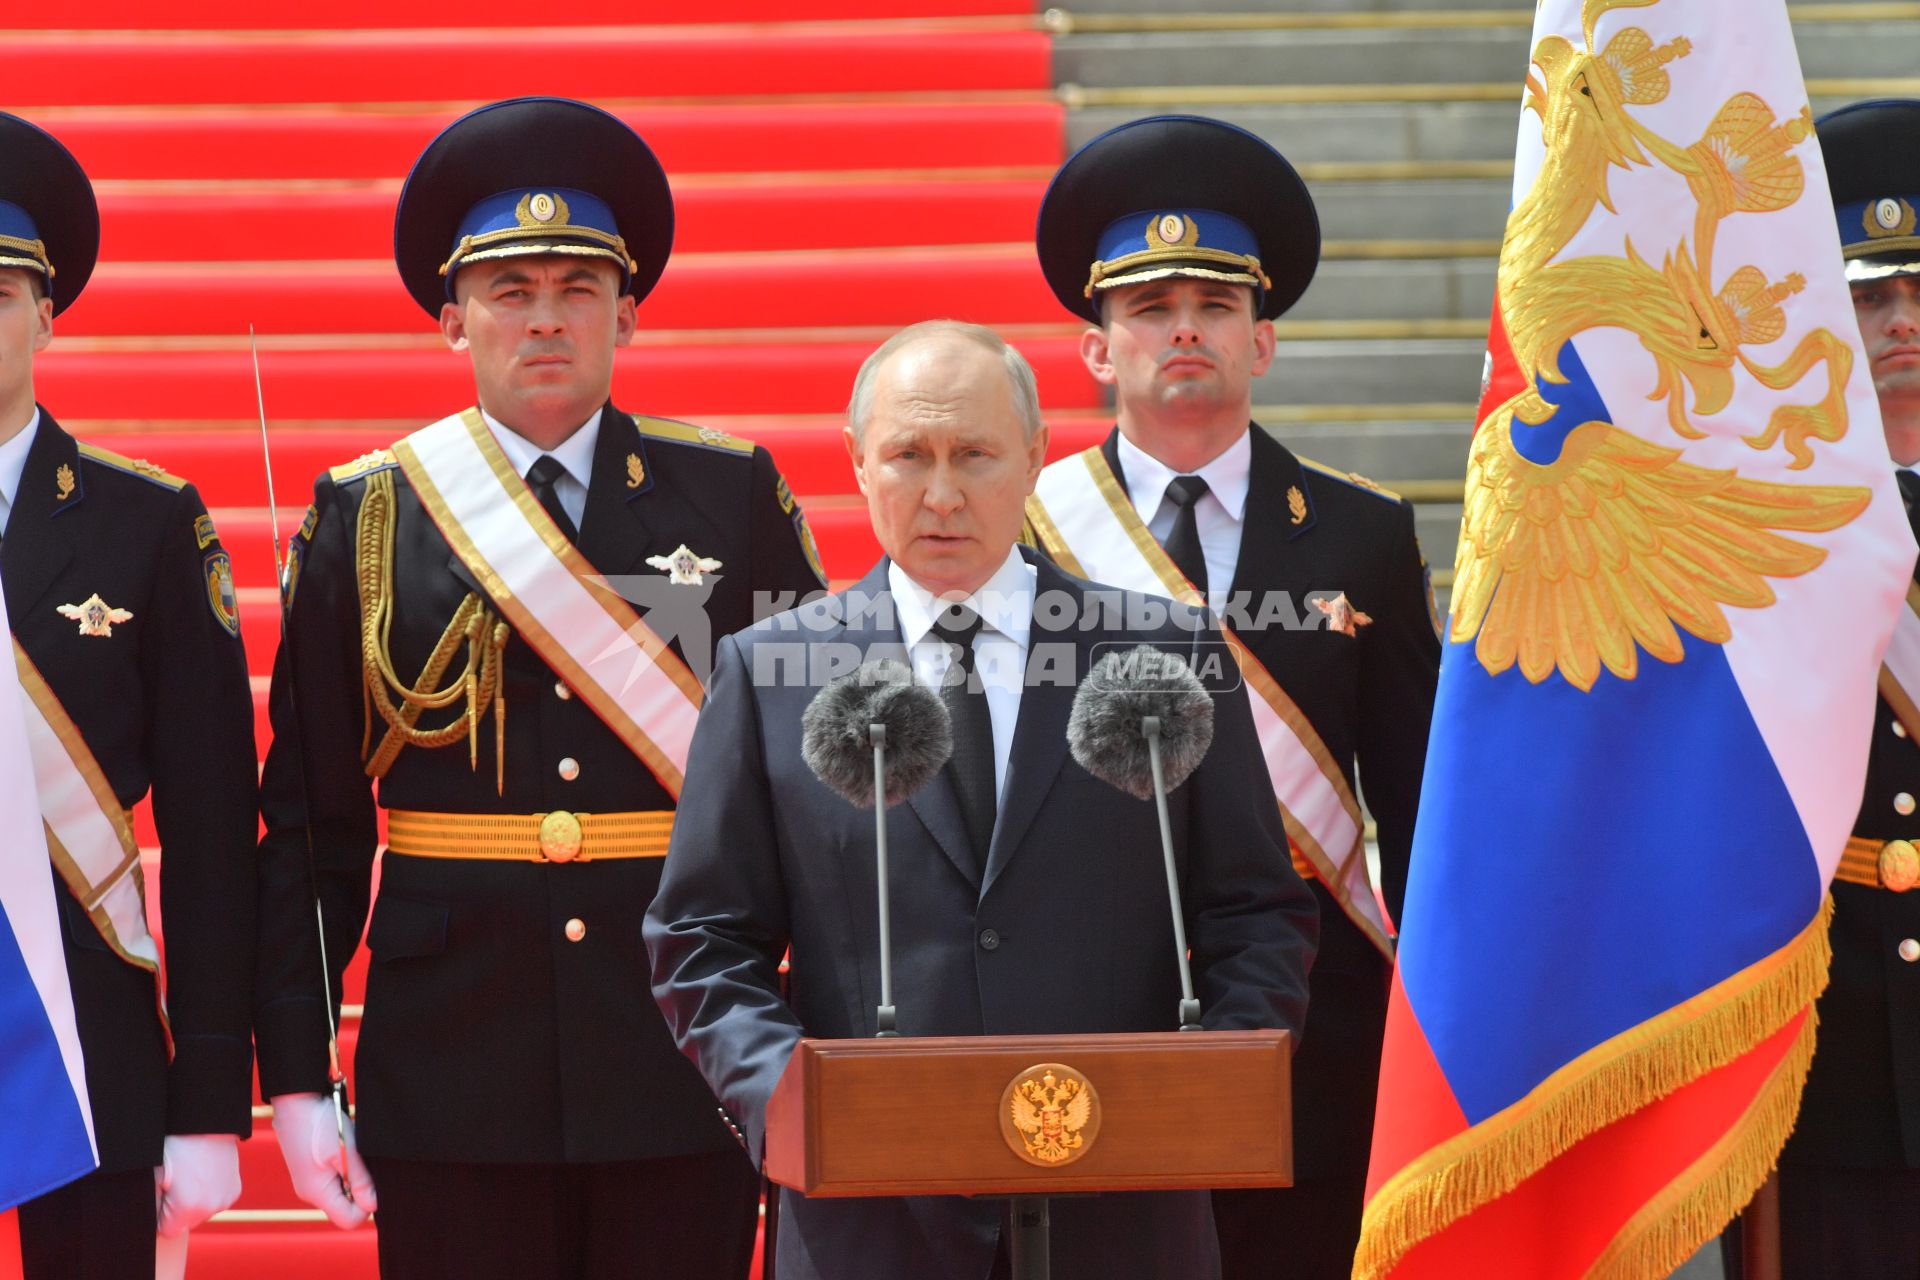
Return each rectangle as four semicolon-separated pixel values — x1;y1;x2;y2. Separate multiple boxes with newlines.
516;191;570;227
646;543;723;586
1147;213;1201;249
57;594;134;638
1865;196;1916;239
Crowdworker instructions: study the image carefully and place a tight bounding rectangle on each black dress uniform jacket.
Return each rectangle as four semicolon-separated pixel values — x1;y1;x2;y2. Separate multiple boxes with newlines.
1092;425;1441;1186
1783;485;1920;1171
4;409;258;1167
645;552;1321;1280
253;403;825;1164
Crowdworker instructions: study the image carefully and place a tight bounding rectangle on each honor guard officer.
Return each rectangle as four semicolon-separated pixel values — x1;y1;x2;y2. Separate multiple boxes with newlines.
0;113;259;1274
1025;116;1442;1279
254;97;828;1279
1765;98;1920;1279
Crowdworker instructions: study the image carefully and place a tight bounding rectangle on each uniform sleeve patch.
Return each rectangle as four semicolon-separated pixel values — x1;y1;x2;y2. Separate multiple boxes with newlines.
193;512;220;550
204;551;240;637
284;503;319;611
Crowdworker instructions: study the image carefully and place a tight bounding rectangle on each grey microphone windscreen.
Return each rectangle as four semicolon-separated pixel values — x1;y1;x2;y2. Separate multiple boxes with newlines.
1068;645;1215;800
801;658;953;808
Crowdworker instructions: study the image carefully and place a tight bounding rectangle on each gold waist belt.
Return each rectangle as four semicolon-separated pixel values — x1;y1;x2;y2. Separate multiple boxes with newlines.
385;809;673;864
1839;836;1919;893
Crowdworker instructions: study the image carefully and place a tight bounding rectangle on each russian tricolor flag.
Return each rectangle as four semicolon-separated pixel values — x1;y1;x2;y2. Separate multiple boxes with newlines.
1357;3;1918;1276
0;582;97;1259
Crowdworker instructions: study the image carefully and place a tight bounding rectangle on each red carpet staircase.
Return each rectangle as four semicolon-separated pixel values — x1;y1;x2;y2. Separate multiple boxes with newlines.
4;4;1101;1274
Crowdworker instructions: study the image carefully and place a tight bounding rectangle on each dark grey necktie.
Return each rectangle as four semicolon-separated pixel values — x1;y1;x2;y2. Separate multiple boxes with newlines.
525;455;578;543
931;604;995;879
1162;474;1211;597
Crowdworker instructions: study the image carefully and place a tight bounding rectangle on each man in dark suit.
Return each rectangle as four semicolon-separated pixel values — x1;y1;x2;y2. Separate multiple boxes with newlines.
645;320;1320;1280
1024;115;1441;1278
1760;98;1920;1280
253;97;827;1278
0;112;257;1276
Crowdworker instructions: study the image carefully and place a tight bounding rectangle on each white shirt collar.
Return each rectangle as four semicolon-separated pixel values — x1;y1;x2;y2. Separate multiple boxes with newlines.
888;546;1035;656
480;405;603;488
1116;427;1252;524
0;406;43;525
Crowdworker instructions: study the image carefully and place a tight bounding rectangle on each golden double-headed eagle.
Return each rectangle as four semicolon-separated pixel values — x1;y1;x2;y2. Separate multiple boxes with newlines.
1454;0;1871;691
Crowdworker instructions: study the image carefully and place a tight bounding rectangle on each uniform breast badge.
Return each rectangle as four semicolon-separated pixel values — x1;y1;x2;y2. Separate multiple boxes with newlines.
55;463;76;501
57;594;134;637
1287;485;1308;525
1314;592;1374;638
645;544;723;585
1880;838;1919;893
1002;1064;1100;1167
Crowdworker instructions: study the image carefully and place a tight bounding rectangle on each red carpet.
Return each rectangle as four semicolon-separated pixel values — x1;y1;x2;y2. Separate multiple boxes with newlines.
56;102;1061;180
30;5;1086;1271
5;29;1050;107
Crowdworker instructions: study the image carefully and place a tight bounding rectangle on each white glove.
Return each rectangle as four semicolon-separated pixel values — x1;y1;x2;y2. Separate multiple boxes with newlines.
270;1091;378;1228
154;1133;241;1237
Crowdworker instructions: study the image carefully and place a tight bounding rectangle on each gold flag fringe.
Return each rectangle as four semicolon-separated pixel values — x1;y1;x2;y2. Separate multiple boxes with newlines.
1586;1006;1819;1279
1353;895;1833;1280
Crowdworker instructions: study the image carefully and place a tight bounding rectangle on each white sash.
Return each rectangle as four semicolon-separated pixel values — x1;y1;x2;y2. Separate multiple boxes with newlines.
1879;581;1920;741
392;409;703;798
1029;448;1393;955
13;640;160;976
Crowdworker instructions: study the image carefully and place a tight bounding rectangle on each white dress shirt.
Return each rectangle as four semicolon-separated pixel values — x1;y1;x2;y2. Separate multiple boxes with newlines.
888;546;1035;807
1116;428;1252;610
481;406;602;533
0;406;42;538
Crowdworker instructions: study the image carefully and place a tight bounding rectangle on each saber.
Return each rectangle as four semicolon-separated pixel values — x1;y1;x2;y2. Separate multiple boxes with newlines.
251;326;356;1202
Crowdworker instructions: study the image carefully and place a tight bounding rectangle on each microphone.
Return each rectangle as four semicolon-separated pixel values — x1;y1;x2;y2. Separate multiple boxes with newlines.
802;659;952;1035
1069;645;1216;1031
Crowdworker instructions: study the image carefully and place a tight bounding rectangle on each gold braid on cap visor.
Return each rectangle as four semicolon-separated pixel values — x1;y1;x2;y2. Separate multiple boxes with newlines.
0;233;52;278
1085;246;1270;298
439;224;639;278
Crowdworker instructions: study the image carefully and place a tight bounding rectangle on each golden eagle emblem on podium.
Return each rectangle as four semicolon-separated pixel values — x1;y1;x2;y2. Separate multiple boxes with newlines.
1002;1064;1100;1167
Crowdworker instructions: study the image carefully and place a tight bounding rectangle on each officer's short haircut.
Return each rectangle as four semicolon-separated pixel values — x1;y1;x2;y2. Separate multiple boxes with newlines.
847;319;1043;447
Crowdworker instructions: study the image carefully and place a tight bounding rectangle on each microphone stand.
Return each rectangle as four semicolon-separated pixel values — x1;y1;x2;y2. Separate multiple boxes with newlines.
1143;716;1202;1032
871;722;897;1037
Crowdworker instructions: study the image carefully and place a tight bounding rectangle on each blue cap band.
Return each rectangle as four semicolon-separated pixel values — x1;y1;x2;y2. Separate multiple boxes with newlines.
1086;208;1269;303
441;186;635;296
0;199;51;279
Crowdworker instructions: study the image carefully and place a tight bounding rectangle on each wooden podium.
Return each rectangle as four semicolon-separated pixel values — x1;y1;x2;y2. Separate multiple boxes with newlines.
764;1029;1292;1278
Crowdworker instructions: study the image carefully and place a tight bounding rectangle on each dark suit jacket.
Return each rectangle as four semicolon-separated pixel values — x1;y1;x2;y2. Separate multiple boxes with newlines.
4;409;258;1169
645;552;1320;1280
1783;482;1920;1170
253;403;825;1163
1089;426;1440;1182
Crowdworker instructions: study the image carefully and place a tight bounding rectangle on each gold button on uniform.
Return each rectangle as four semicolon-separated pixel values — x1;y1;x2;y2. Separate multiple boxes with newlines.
558;757;580;781
1900;938;1919;964
565;918;586;943
555;681;572;701
1896;792;1916;816
1895;720;1909;739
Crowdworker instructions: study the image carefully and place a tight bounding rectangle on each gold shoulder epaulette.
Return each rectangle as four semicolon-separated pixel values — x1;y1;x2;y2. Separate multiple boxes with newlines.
1297;455;1404;503
633;416;755;456
329;448;398;485
76;443;188;492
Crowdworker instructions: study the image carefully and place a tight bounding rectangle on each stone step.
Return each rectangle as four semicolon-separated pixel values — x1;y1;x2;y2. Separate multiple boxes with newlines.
1053;0;1529;14
1054;19;1920;87
1292;257;1496;323
1258;337;1485;405
1258;412;1475;479
1314;178;1510;241
1068;101;1523;163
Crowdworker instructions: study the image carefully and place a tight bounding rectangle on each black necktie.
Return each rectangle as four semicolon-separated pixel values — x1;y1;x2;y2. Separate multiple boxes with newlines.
526;455;578;543
1898;470;1920;547
931;604;995;880
1163;474;1211;597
